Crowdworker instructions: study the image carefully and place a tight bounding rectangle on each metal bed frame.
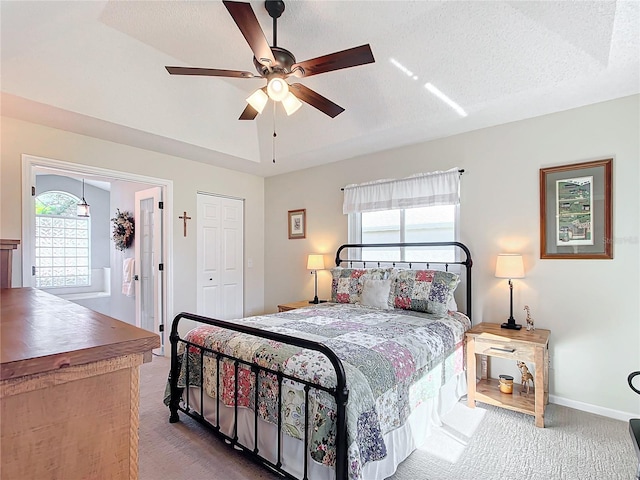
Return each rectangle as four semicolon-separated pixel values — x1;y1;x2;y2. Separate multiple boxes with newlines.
168;241;473;480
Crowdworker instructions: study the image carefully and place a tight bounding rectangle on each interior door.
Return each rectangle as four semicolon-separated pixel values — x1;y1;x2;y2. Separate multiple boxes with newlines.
135;187;163;354
196;193;244;319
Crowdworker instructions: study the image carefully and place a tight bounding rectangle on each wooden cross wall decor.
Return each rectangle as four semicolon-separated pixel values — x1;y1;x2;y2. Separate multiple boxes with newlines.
179;211;192;237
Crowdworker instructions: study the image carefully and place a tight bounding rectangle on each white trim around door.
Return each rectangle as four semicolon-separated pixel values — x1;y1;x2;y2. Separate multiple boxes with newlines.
21;154;173;353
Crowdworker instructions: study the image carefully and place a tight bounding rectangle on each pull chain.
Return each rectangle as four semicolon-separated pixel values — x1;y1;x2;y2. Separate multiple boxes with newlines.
272;101;277;163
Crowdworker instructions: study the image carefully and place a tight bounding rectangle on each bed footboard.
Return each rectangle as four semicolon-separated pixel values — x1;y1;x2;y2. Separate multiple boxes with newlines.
168;312;349;480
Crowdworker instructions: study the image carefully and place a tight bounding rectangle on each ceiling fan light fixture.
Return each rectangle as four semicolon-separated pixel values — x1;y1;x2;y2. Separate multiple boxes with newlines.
246;88;269;114
267;76;289;102
282;92;302;116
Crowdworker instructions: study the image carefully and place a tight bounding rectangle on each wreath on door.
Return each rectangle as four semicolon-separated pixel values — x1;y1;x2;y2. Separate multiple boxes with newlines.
111;209;135;251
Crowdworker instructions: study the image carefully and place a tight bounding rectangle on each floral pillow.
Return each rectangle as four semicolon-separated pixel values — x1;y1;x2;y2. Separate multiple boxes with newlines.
331;267;390;304
390;269;460;316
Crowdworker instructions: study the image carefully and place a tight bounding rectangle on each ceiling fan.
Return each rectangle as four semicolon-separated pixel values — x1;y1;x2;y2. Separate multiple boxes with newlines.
165;0;375;120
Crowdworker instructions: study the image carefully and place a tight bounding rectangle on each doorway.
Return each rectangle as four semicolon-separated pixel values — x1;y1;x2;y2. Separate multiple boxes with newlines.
21;155;173;352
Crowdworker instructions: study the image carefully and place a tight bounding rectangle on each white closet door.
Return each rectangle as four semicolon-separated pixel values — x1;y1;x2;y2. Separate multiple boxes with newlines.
196;193;244;319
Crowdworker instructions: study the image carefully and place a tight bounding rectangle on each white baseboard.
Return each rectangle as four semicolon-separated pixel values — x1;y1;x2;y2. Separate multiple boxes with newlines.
549;394;639;422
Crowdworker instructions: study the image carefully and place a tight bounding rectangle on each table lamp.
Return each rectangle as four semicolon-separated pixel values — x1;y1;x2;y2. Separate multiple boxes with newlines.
495;253;525;330
307;254;326;304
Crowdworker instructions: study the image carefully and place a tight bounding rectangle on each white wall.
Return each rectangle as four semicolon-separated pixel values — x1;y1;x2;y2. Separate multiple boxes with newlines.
264;95;640;417
1;117;265;332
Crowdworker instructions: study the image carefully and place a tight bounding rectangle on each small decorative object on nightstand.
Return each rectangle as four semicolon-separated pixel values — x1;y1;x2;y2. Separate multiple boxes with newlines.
524;305;535;331
498;375;514;394
466;322;550;427
517;361;534;395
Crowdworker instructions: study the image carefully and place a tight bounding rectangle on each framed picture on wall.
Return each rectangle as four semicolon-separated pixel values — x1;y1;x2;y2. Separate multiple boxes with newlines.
288;209;306;239
540;158;612;259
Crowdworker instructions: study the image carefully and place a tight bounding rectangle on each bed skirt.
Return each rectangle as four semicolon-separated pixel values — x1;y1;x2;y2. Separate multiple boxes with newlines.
185;368;467;480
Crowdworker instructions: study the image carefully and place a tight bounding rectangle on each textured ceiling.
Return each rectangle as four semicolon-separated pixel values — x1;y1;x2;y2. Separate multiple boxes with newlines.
2;1;638;177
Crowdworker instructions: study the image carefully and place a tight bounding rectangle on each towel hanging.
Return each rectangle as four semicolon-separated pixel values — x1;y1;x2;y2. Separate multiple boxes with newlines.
122;258;135;297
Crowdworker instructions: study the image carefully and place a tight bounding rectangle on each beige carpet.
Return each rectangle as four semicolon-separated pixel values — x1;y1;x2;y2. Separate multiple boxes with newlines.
139;355;637;480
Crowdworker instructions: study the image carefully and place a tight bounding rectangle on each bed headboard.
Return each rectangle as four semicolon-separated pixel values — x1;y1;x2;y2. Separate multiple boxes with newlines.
334;242;473;321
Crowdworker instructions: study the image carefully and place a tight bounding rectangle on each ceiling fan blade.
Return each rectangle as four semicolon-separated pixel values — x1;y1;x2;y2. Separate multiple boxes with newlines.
223;1;276;67
166;66;255;78
239;104;259;120
289;83;345;118
291;44;375;78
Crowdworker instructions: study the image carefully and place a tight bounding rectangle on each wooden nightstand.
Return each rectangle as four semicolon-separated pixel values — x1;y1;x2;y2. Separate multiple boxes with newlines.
277;300;315;312
466;322;550;427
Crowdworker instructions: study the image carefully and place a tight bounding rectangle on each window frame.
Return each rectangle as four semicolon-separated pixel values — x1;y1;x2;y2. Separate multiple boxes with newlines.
34;190;92;289
347;204;460;263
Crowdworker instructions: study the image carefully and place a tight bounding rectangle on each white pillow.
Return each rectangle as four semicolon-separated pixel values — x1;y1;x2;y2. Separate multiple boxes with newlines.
447;294;458;312
360;278;392;309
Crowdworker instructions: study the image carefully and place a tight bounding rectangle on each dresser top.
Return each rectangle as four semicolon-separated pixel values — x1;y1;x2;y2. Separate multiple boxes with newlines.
1;288;160;380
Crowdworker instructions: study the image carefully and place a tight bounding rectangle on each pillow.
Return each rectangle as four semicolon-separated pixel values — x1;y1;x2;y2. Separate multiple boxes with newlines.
390;269;460;315
359;278;392;309
447;294;458;312
330;267;390;304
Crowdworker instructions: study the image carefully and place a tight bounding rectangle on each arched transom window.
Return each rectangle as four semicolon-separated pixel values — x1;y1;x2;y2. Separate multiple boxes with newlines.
35;191;91;288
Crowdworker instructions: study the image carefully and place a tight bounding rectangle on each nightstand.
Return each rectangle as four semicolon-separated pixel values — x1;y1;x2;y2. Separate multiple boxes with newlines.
466;322;550;427
277;300;315;312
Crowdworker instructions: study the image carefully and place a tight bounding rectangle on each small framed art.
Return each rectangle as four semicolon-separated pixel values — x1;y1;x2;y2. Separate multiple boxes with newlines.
288;209;306;239
540;158;612;259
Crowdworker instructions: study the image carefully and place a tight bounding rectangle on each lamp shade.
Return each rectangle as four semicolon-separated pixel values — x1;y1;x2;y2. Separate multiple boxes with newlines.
246;88;269;114
267;77;289;102
495;254;525;279
282;92;302;116
307;254;325;271
76;201;90;217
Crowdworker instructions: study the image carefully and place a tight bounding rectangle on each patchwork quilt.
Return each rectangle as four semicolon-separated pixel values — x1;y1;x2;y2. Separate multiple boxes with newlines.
167;303;470;480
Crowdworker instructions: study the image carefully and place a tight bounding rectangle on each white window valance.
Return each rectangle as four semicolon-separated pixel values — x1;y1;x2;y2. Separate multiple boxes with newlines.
342;168;461;214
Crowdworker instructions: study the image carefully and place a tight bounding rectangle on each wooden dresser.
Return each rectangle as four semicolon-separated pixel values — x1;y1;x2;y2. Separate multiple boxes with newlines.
0;288;160;480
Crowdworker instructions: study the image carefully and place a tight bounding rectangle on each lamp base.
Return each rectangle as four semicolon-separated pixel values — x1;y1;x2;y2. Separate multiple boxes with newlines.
501;320;522;330
309;298;327;304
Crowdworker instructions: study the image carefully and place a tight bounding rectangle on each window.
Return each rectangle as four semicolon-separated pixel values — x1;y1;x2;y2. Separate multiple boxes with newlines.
349;204;458;263
344;168;461;264
35;191;91;288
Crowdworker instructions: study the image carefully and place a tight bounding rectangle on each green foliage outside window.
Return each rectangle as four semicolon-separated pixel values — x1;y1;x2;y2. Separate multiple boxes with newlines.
35;191;78;216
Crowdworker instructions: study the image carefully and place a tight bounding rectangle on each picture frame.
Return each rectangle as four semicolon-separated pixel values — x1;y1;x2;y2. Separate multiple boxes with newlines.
540;158;612;259
288;209;306;239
